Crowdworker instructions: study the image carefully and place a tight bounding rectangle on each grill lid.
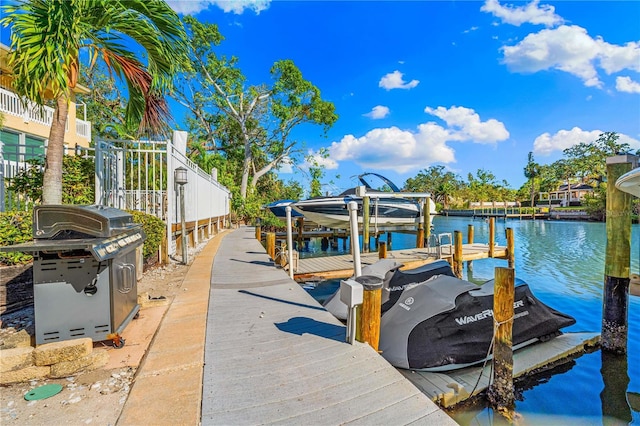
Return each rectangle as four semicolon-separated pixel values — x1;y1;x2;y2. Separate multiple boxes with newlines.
33;205;137;239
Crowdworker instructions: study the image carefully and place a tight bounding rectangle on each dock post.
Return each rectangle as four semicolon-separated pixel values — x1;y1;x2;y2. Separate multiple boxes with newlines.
467;224;474;272
266;232;276;261
488;217;495;258
356;275;383;351
506;228;515;269
286;206;294;279
363;196;370;252
602;154;637;353
297;217;304;245
348;201;362;277
378;241;387;259
387;232;392;250
416;223;424;248
255;223;261;241
425;198;432;244
488;266;515;416
453;230;463;278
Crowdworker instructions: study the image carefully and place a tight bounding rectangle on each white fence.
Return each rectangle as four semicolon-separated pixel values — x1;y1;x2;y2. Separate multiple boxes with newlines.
95;131;231;257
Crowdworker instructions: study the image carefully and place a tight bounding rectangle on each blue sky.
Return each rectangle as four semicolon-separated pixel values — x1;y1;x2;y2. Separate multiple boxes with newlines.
165;0;640;194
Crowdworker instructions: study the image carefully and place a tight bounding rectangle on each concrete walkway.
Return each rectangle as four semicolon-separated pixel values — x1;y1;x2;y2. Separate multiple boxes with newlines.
118;227;456;425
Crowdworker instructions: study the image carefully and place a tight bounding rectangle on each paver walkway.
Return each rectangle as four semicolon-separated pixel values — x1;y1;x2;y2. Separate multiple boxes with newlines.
201;226;456;425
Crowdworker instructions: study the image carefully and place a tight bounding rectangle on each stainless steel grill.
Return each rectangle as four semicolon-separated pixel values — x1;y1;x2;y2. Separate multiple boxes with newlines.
1;205;146;347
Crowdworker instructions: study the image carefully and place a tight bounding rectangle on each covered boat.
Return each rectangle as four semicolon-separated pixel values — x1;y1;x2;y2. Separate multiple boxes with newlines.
291;173;435;230
379;274;576;371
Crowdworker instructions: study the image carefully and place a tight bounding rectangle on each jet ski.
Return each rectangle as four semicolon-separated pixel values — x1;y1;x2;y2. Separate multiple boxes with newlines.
323;259;454;320
379;274;576;371
322;259;576;372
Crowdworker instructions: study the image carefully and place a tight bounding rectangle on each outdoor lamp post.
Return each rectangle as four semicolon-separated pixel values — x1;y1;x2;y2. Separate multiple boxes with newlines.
175;167;188;264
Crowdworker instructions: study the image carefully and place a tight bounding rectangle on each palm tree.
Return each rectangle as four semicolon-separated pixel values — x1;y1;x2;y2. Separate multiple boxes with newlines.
1;0;188;204
523;151;540;214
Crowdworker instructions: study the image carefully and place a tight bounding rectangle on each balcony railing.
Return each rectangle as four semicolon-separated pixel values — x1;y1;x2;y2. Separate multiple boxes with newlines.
0;87;91;140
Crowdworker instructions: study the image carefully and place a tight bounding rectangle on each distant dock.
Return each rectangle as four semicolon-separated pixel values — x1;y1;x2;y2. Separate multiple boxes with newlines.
294;244;508;282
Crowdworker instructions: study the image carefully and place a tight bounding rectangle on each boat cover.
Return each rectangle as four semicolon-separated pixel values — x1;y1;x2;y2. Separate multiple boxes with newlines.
379;276;576;370
323;259;454;320
323;259;403;320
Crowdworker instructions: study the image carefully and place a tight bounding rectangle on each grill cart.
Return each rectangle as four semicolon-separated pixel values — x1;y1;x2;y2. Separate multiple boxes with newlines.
0;205;146;348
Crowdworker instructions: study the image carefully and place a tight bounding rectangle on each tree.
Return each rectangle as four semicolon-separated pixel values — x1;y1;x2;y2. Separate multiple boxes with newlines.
175;17;338;200
523;152;541;208
403;165;463;209
1;0;188;204
563;132;629;186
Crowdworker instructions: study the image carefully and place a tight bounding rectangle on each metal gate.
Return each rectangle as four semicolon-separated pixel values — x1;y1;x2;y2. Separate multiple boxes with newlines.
94;131;231;256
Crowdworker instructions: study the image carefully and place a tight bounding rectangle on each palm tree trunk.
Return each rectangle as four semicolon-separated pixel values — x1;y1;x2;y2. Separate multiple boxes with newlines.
42;95;68;205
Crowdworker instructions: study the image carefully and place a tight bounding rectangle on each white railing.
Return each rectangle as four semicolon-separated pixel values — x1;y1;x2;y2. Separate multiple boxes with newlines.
76;118;91;140
0;87;53;126
0;87;91;140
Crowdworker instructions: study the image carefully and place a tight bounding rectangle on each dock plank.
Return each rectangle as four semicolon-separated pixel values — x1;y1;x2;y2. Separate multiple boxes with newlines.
202;226;456;425
399;332;599;408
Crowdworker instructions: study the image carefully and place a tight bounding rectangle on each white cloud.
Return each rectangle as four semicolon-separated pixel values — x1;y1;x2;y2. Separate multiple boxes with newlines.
328;106;508;172
277;156;293;173
363;105;390;119
378;70;419;90
500;25;640;89
424;106;510;143
167;0;270;15
481;0;563;27
616;76;640;94
533;127;640;155
304;150;339;170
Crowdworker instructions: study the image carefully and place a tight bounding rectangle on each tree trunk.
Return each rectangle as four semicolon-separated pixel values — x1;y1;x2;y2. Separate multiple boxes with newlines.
42;95;68;205
240;150;251;199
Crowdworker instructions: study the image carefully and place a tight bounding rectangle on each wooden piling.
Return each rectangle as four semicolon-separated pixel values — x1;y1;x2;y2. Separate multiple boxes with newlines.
255;225;261;241
602;154;636;353
453;230;463;278
424;198;432;243
266;232;276;261
506;228;515;269
488;266;515;415
297;217;304;244
467;225;474;272
357;276;383;351
416;223;425;249
363;196;370;252
378;241;387;259
488;217;495;258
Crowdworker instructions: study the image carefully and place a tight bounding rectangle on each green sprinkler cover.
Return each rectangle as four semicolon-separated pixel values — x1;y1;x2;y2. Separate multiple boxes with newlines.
24;384;63;401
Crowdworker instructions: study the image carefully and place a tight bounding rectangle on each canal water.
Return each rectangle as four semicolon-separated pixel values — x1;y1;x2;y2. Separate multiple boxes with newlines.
298;216;640;425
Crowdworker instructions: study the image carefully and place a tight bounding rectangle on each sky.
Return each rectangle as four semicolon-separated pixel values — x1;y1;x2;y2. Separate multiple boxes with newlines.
163;0;640;194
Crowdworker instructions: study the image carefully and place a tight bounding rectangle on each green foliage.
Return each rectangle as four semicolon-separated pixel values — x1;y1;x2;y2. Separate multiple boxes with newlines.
8;156;94;205
126;210;165;260
0;211;33;265
176;17;337;201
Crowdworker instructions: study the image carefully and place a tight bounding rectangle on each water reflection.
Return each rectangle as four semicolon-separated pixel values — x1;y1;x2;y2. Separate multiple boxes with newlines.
601;351;631;425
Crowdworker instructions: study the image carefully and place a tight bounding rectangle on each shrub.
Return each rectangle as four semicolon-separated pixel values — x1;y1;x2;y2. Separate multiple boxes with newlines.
0;211;33;266
127;210;165;260
0;209;164;266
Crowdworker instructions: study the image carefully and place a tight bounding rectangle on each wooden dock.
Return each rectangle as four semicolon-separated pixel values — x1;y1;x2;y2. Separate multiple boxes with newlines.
399;332;600;408
294;244;508;281
202;226;457;425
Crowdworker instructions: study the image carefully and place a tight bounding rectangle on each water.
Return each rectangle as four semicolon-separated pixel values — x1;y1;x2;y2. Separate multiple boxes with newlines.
298;216;640;425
